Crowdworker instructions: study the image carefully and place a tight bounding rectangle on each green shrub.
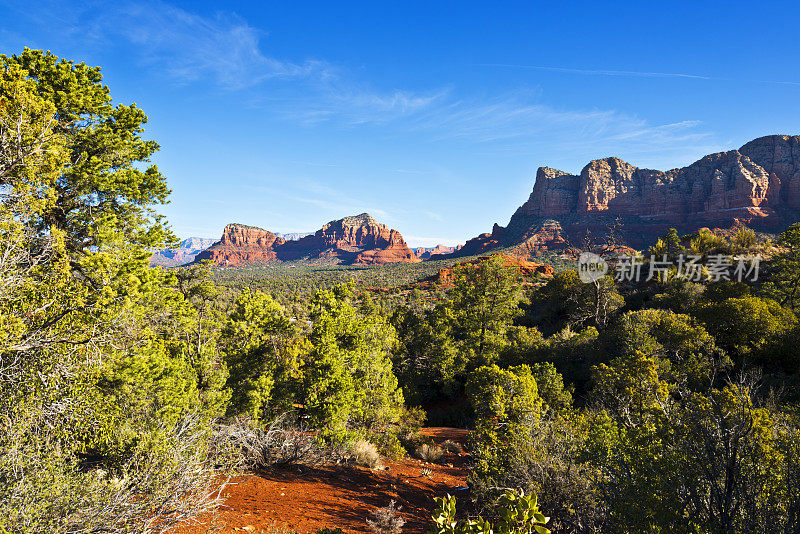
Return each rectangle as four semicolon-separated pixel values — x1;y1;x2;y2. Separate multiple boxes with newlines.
467;365;542;493
430;489;550;534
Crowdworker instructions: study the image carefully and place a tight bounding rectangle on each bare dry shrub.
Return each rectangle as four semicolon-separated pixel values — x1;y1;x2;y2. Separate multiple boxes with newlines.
415;443;444;463
213;415;338;471
0;413;229;534
367;500;405;534
72;415;229;534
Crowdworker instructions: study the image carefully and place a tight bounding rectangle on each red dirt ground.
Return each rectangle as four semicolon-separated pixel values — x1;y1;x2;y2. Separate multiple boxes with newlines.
172;428;470;534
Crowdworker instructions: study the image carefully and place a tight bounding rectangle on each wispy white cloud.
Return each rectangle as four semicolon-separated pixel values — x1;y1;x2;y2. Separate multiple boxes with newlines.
15;1;724;167
98;1;327;89
482;63;800;88
403;93;722;168
481;63;712;80
266;86;448;126
423;211;444;222
85;0;447;120
393;168;428;174
291;160;339;168
249;181;392;224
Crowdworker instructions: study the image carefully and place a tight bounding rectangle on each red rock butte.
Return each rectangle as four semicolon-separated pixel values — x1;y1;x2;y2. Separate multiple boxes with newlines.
196;213;421;266
455;134;800;255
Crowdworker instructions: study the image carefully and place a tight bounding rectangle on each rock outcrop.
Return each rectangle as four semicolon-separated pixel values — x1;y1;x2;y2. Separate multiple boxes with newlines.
455;135;800;254
196;214;420;266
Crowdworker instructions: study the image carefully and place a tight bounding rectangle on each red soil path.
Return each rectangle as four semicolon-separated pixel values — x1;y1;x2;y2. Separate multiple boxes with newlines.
172;428;469;534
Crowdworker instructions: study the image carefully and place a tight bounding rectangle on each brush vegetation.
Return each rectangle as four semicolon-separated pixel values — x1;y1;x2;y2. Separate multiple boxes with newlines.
4;49;800;534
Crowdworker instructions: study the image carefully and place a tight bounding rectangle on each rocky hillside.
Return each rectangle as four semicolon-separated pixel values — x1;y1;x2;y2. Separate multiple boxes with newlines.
151;237;215;267
456;134;800;254
196;213;420;266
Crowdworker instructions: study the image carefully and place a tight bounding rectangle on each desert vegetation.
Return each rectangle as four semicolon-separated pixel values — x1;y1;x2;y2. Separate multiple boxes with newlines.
4;48;800;534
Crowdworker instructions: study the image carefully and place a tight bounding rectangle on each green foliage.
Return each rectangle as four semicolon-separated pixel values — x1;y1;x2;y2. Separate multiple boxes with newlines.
529;362;573;414
1;48;174;253
689;228;729;255
731;226;758;253
694;295;797;362
467;365;542;491
592;350;671;428
222;288;295;421
0;49;227;533
763;223;800;311
391;303;465;404
649;227;687;257
450;255;522;366
430;490;550;534
301;284;404;433
606;308;729;390
528;271;623;334
648;277;706;312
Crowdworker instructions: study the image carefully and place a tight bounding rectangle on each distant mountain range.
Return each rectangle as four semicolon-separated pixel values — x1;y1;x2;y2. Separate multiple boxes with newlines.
414;244;462;260
150;232;315;267
154;135;800;267
151;237;216;267
275;232;313;241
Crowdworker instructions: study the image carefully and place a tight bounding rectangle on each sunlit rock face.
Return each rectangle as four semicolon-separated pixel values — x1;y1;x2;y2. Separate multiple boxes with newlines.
454;135;800;255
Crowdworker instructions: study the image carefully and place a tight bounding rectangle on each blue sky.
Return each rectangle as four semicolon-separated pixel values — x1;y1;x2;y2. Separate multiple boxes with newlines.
2;1;800;246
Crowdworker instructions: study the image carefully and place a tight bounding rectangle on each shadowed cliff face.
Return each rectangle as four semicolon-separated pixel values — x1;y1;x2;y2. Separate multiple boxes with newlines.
456;134;800;255
196;213;420;265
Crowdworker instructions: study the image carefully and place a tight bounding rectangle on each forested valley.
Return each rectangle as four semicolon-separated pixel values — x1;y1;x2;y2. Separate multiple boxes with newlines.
4;49;800;534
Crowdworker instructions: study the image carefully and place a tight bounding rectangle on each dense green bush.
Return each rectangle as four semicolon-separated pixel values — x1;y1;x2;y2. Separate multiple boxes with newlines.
430;489;551;534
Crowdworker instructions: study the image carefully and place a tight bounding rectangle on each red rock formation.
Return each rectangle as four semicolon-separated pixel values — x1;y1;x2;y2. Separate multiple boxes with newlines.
455;135;800;254
422;253;554;289
196;214;420;266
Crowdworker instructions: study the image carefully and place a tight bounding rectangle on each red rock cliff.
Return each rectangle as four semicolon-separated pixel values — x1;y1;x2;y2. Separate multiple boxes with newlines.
456;134;800;254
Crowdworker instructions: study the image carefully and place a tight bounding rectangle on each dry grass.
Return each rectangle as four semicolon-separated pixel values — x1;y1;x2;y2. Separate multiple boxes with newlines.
348;439;381;469
415;443;444;463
